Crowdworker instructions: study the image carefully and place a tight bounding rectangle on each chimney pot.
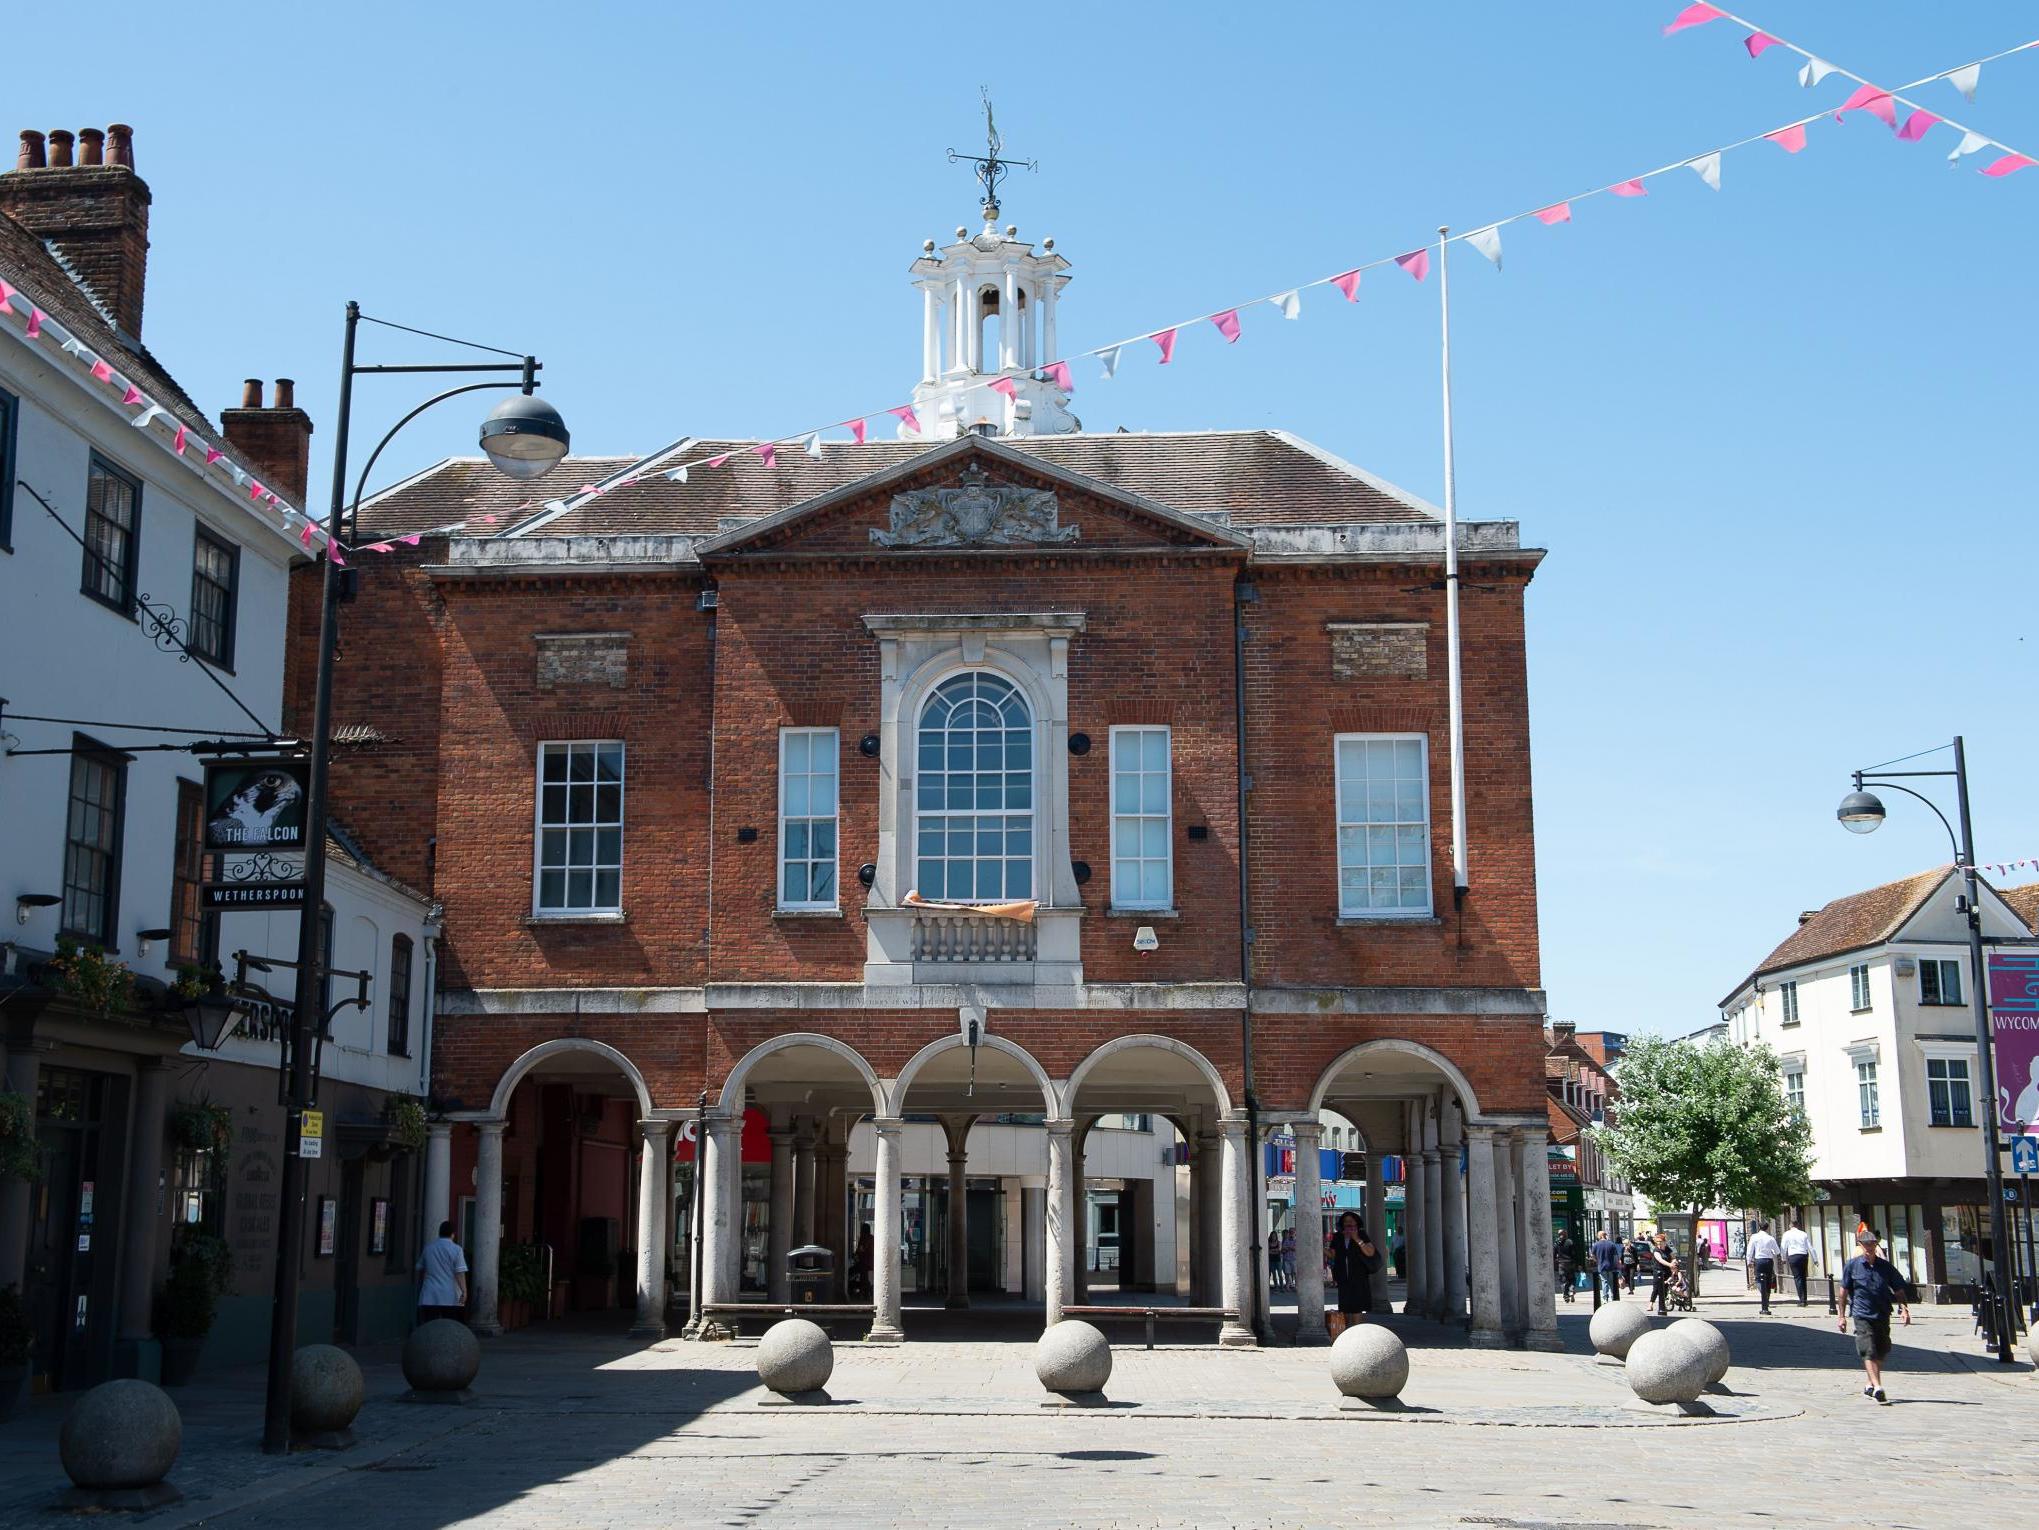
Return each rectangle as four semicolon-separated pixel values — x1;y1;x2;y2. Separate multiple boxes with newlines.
240;379;264;409
46;129;73;168
105;125;133;169
273;378;295;410
77;128;104;167
16;131;45;171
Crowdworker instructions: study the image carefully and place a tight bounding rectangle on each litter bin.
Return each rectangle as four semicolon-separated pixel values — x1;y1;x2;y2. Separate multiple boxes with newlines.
788;1244;833;1306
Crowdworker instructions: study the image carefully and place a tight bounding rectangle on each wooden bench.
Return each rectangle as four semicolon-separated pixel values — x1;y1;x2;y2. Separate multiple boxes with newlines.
1059;1305;1237;1349
697;1301;876;1339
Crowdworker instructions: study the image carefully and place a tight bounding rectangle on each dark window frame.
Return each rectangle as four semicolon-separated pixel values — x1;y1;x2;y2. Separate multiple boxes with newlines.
188;526;239;671
80;452;143;616
387;934;413;1058
0;383;17;551
1919;957;1964;1007
169;777;218;967
1926;1057;1974;1128
60;734;129;949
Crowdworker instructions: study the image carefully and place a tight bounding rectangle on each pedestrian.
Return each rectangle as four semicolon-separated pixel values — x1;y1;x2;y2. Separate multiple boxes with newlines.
1648;1230;1677;1316
1781;1218;1815;1306
1746;1219;1783;1315
1839;1228;1913;1405
415;1219;469;1325
1620;1235;1641;1294
1559;1230;1584;1303
1269;1230;1285;1292
1280;1227;1297;1293
1328;1211;1382;1337
1590;1227;1623;1308
850;1224;874;1300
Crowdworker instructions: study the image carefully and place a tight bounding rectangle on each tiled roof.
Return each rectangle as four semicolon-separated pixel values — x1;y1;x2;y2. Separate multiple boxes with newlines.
2001;882;2039;936
0;207;212;439
1734;867;1951;996
352;429;1442;540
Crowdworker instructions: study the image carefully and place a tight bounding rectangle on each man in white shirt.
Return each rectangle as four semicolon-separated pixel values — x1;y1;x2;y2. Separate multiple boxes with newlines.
1780;1219;1815;1306
416;1220;470;1325
1746;1219;1783;1315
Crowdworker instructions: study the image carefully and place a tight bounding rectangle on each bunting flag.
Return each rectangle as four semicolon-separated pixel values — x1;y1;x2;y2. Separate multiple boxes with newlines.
400;533;423;547
1097;344;1121;378
664;463;689;481
1610;179;1648;197
1799;57;1836;88
120;384;143;406
204;447;224;465
248;479;267;500
90;358;113;383
1689;151;1723;189
1948;62;1981;102
1211;309;1242;343
988;375;1019;399
1835;85;1897;129
1332;269;1362;300
0;278;13;314
1745;32;1781;58
1466;226;1503;268
1393;249;1429;281
756;442;777;468
805;432;824;458
1983;153;2035;177
1151;327;1177;363
1662;3;1724;35
329;545;346;567
706;453;731;468
1949;130;1991;163
1533;202;1572;224
1897;110;1940;143
300;524;314;549
361;542;394;553
130;403;162;429
1041;359;1073;390
1766;123;1808;153
24;308;41;340
1269;289;1301;319
888;404;922;435
846;418;869;444
172;424;187;455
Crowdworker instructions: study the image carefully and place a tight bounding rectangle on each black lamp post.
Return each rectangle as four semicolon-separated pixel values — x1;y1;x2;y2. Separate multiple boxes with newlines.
1837;735;2018;1364
259;303;568;1454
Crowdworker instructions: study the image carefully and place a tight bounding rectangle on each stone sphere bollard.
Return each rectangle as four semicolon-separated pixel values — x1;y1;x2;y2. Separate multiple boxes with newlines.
59;1380;183;1508
1668;1317;1730;1387
1624;1328;1709;1407
1034;1319;1112;1402
402;1319;482;1402
756;1318;835;1401
1329;1323;1410;1408
290;1345;365;1447
1589;1300;1652;1359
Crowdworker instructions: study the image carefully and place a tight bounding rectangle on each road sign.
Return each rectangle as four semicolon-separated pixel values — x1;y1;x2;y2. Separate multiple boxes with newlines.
299;1109;325;1159
2010;1136;2039;1175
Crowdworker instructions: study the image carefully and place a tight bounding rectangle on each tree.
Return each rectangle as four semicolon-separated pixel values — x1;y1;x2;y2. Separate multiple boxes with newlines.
1588;1034;1814;1289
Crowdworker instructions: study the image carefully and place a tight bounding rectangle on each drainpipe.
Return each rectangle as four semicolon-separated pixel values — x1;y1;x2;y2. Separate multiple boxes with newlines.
684;585;719;1338
1233;574;1267;1343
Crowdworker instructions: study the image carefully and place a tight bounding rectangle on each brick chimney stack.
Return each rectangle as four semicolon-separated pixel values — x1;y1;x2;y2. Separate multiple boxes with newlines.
222;378;316;507
0;124;151;342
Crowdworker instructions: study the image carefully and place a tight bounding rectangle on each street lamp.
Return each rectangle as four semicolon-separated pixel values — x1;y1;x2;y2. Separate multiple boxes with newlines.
1836;736;2018;1364
260;304;569;1455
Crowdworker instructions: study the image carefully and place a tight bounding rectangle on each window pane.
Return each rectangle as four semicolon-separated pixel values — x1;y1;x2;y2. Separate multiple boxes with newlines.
809;863;836;901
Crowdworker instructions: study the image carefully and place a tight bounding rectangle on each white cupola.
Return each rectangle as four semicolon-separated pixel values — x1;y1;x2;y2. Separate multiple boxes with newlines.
906;209;1078;440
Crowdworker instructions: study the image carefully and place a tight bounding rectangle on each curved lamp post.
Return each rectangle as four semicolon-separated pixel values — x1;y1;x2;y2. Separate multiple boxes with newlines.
260;305;569;1454
1837;736;2017;1364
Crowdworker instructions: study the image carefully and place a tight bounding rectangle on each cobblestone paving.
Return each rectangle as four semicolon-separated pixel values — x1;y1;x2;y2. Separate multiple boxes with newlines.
1;1278;2030;1529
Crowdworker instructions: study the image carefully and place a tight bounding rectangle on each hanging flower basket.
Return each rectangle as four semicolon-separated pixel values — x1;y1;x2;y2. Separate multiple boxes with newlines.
170;1102;234;1160
384;1096;428;1152
46;938;134;1018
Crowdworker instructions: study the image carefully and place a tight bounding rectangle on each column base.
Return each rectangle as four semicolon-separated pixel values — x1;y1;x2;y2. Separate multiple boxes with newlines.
1522;1328;1565;1352
1217;1323;1257;1349
864;1322;905;1344
1294;1317;1330;1346
1467;1327;1510;1349
470;1320;503;1339
693;1320;734;1343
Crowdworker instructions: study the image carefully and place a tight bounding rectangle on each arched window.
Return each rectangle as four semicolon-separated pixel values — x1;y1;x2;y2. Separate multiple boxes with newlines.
915;672;1033;900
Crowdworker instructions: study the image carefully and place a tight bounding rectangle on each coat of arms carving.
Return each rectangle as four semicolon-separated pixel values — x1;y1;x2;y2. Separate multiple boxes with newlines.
871;463;1079;548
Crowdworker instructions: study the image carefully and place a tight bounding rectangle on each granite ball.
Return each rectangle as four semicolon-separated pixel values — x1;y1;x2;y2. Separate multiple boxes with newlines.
1668;1317;1730;1386
1589;1300;1652;1359
1625;1328;1708;1405
290;1345;365;1435
403;1319;481;1392
59;1380;182;1489
1329;1323;1409;1399
1034;1320;1112;1395
756;1319;834;1396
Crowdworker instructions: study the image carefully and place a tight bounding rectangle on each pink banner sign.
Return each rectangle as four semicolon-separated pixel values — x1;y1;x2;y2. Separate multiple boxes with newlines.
1990;951;2039;1132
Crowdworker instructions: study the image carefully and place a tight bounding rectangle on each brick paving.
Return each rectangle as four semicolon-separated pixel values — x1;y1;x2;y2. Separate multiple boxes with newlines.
1;1274;2031;1529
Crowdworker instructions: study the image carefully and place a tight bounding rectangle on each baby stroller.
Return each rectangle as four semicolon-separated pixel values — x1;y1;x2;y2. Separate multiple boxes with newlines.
1665;1264;1695;1313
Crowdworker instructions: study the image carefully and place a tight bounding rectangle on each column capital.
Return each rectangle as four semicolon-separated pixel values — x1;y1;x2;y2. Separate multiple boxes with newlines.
425;1120;453;1141
1289;1119;1323;1148
1042;1117;1075;1140
638;1119;674;1143
767;1125;797;1144
476;1118;508;1138
1218;1116;1250;1141
870;1115;905;1136
1464;1122;1498;1144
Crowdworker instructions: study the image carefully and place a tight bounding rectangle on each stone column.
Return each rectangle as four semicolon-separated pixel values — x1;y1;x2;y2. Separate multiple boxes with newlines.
632;1120;672;1336
1000;268;1017;371
1072;1118;1093;1304
1363;1146;1391;1311
1291;1120;1328;1344
1422;1107;1446;1319
1403;1133;1428;1317
868;1117;905;1342
471;1120;507;1337
1516;1128;1563;1350
1464;1125;1505;1346
1043;1119;1074;1325
421;1121;452;1248
1494;1130;1522;1340
117;1061;171;1350
1194;1127;1222;1308
699;1113;738;1336
0;1043;47;1290
819;1125;848;1299
1218;1118;1255;1346
766;1117;795;1303
942;1115;971;1309
1440;1103;1467;1326
792;1118;817;1249
922;286;939;381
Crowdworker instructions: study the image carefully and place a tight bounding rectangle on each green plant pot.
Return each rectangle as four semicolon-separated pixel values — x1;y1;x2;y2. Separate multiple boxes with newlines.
159;1335;205;1387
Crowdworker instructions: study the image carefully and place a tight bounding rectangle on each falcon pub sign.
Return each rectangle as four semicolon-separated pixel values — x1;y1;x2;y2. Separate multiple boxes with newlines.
201;758;311;910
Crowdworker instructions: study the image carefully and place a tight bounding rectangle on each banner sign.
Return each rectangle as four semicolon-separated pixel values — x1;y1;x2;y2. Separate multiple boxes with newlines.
202;760;310;851
1989;951;2039;1133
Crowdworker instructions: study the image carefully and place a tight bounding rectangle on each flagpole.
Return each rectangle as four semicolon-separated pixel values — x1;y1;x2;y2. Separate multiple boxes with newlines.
1437;225;1469;900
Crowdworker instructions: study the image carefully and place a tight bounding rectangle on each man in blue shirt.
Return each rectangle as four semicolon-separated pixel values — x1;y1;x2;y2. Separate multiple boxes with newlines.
1838;1228;1912;1404
1589;1230;1623;1309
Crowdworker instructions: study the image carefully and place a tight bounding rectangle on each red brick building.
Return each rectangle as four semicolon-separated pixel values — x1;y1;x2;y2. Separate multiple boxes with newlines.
311;203;1556;1348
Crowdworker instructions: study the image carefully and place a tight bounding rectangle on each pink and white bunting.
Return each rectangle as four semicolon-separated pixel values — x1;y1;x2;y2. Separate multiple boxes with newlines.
1151;328;1178;363
846;418;868;444
1765;123;1808;153
1533;203;1572;224
1331;269;1362;301
1393;249;1429;281
889;405;922;435
988;375;1019;398
1211;309;1242;343
1662;3;1724;36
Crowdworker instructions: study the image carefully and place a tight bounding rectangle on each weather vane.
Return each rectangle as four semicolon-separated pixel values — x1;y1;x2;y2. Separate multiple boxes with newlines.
948;88;1035;222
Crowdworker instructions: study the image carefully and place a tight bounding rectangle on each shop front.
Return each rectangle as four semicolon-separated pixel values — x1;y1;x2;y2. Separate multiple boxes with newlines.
1784;1180;2024;1300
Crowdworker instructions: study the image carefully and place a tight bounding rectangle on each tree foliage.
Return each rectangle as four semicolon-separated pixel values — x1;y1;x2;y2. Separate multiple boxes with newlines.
1589;1035;1814;1251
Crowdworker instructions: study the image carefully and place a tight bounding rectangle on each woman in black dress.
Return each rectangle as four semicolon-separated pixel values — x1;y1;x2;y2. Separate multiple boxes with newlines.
1328;1211;1383;1332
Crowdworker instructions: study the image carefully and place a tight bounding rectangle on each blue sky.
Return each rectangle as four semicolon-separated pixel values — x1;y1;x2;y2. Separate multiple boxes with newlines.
16;3;2035;1032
